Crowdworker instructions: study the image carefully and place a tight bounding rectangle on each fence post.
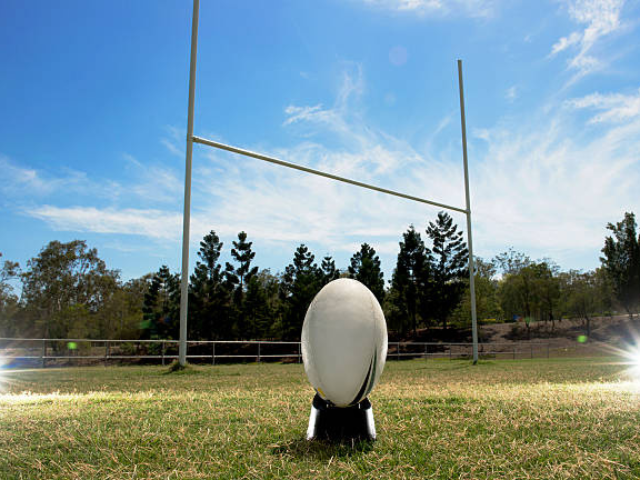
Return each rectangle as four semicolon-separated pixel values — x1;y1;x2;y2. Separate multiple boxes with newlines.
105;341;110;365
258;342;261;363
298;343;302;363
161;341;166;366
212;342;215;365
424;343;428;360
41;339;46;369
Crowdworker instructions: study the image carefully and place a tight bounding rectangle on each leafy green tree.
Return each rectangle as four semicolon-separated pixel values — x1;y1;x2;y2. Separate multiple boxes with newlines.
99;275;151;340
531;261;561;325
425;212;469;329
559;270;607;338
494;248;531;276
496;256;561;336
142;265;180;339
279;244;321;340
601;212;640;318
0;253;21;337
348;243;385;303
388;226;431;335
21;240;119;338
450;258;501;328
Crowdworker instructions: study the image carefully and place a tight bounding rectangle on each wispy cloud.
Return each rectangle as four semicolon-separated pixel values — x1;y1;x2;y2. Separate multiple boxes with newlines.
161;126;184;158
0;156;118;201
550;0;626;79
359;0;497;18
28;206;182;240
192;68;640;269
566;87;640;123
505;86;518;102
0;156;78;197
10;67;640;273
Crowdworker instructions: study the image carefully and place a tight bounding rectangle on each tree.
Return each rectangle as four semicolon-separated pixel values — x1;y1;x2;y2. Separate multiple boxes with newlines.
388;226;431;335
225;231;259;297
278;244;321;339
348;243;385;303
142;265;180;339
320;256;340;286
189;231;229;340
450;258;501;329
242;270;279;339
99;275;151;340
21;240;119;338
531;261;560;326
425;212;469;329
560;270;605;338
601;212;640;318
0;253;21;337
494;248;531;276
225;231;259;336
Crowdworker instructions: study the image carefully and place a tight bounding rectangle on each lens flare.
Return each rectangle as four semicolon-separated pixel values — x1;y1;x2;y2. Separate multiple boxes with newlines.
616;339;640;380
0;356;8;392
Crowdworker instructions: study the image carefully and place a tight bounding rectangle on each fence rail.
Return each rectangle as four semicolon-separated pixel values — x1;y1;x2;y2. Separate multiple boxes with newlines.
0;337;596;368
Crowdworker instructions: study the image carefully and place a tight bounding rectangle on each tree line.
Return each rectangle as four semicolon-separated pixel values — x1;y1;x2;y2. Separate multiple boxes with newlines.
1;212;639;341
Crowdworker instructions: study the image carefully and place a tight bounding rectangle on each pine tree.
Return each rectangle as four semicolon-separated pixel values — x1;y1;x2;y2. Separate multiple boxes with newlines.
320;255;340;286
601;212;640;318
425;212;469;329
389;226;431;335
226;231;259;296
189;231;228;340
142;265;180;339
348;243;385;303
279;244;321;340
243;271;275;339
225;231;260;338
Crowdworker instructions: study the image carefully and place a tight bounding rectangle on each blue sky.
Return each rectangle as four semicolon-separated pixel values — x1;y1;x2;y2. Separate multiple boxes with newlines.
1;0;640;283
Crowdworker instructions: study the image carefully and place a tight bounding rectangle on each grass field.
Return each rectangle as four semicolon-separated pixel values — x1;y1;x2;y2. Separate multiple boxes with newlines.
1;358;640;479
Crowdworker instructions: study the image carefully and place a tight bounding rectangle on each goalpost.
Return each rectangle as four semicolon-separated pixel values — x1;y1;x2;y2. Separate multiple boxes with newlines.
178;0;479;366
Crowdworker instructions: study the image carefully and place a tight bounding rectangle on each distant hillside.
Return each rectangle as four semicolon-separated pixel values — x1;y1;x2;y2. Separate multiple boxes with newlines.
390;315;640;351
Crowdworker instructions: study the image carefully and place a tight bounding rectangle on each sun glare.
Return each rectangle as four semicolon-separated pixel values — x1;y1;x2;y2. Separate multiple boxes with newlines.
0;356;8;392
621;343;640;379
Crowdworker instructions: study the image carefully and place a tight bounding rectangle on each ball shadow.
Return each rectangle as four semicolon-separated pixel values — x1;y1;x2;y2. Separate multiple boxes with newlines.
270;436;375;460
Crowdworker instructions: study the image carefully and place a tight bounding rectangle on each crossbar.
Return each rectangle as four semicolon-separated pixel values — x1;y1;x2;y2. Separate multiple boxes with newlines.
192;135;468;215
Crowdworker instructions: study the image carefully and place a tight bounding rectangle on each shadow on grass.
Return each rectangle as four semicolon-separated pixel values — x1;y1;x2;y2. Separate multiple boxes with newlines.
271;437;375;460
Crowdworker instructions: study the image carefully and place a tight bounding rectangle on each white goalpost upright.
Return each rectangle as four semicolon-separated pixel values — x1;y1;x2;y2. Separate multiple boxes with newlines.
178;0;479;366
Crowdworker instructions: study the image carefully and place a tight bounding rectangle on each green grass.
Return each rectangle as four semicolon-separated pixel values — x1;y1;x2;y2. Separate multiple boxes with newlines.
1;358;640;479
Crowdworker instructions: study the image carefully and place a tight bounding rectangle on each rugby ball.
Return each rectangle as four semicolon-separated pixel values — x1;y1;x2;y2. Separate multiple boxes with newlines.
301;278;388;407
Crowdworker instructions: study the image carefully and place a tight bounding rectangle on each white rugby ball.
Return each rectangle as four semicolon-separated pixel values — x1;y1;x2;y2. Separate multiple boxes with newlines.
301;278;388;407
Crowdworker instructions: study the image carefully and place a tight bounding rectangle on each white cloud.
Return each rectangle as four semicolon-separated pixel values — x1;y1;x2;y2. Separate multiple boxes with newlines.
11;69;640;274
28;206;182;240
550;0;626;78
0;156;117;201
360;0;497;18
566;87;640;123
161;125;185;157
189;69;640;271
505;86;518;102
